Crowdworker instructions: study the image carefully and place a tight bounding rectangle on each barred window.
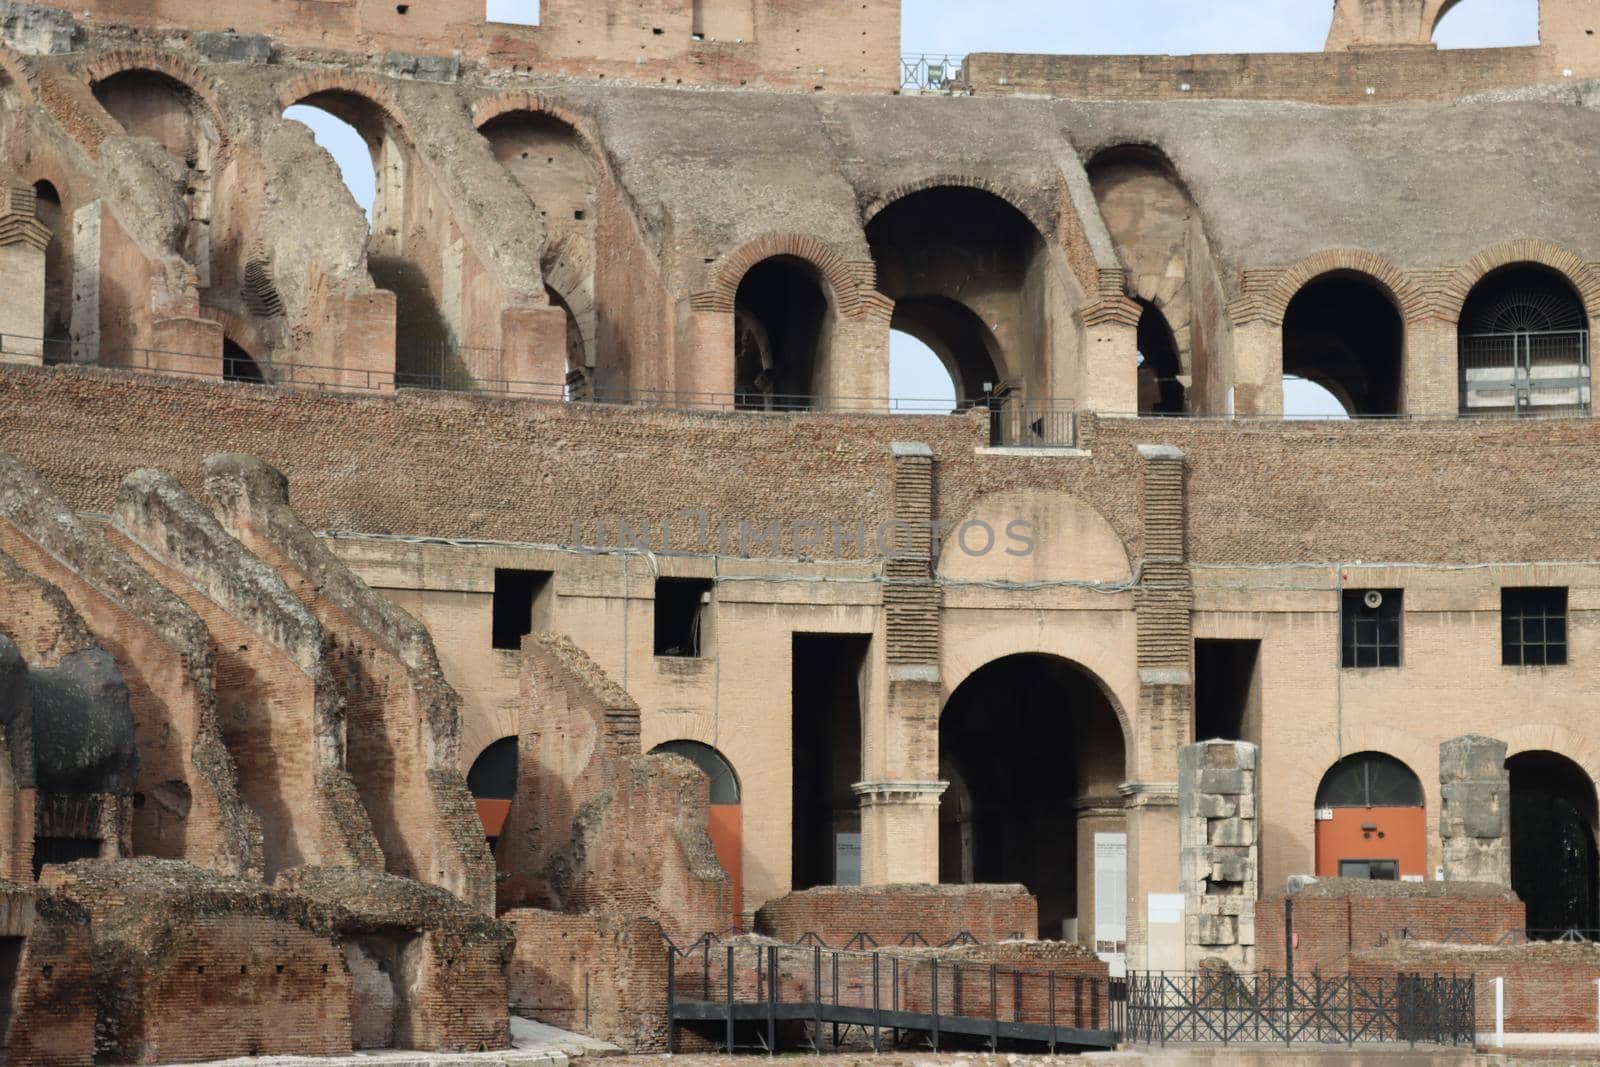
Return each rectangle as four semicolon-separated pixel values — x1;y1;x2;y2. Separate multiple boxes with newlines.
1502;588;1568;667
1341;589;1402;669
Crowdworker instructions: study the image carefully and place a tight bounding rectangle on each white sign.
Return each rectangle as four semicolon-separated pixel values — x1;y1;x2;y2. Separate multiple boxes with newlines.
834;832;861;886
1094;833;1128;975
1316;807;1335;822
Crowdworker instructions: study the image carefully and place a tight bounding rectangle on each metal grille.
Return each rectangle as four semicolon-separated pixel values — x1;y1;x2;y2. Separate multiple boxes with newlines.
989;398;1078;449
901;54;969;93
1502;587;1568;667
1124;971;1475;1047
1460;329;1591;415
1341;589;1402;669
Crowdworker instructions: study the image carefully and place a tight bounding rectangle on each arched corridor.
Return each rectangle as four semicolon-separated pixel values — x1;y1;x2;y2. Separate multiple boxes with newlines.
1509;750;1599;936
939;654;1126;942
1282;272;1404;417
734;257;831;410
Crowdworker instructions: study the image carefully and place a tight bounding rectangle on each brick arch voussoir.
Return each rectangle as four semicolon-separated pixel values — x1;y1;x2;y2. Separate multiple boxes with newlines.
1265;249;1428;326
1443;240;1600;324
83;48;229;152
695;233;870;318
862;174;1050;235
471;91;610;180
199;305;273;374
1332;726;1438;805
1501;724;1600;804
277;70;413;141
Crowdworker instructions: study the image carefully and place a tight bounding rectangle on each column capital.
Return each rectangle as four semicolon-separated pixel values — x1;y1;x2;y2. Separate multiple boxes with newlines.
1119;780;1179;808
852;780;948;807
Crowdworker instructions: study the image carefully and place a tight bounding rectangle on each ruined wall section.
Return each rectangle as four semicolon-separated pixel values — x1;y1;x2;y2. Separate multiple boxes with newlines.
109;468;383;879
0;883;96;1067
499;633;731;940
200;454;494;914
0;449;257;876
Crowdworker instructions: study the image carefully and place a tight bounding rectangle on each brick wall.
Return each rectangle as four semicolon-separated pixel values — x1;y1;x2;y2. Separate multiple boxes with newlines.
755;885;1038;947
1350;943;1600;1034
2;889;95;1067
505;910;670;1051
1255;882;1525;974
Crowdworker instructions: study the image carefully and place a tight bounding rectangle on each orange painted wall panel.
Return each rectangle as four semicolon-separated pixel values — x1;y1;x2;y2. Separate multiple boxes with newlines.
708;803;741;927
1314;806;1426;878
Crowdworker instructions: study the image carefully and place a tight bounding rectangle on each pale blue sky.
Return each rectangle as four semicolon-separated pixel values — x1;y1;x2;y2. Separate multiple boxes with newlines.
288;0;1540;414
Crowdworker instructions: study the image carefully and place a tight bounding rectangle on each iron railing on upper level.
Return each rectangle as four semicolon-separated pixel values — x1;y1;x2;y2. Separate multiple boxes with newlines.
1460;328;1591;416
901;53;969;94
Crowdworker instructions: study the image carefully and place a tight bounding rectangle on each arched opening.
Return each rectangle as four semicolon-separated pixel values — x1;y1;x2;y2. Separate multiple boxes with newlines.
1313;752;1426;880
1459;264;1590;416
545;285;588;399
1432;0;1539;48
285;94;458;389
1089;145;1213;413
93;70;219;283
889;330;958;413
222;338;264;383
1283;377;1354;420
940;654;1127;945
889;295;1000;408
651;740;742;926
32;180;72;363
1137;300;1186;415
1282;272;1404;417
868;186;1054;401
467;736;517;853
1508;750;1599;937
480;111;598;392
734;256;831;411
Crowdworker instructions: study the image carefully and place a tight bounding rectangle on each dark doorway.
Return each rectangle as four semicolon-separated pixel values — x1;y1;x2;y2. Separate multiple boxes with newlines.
222;339;264;382
1508;750;1599;937
1137;301;1186;415
791;634;868;890
1194;639;1261;743
939;654;1125;941
32;836;100;880
735;258;829;411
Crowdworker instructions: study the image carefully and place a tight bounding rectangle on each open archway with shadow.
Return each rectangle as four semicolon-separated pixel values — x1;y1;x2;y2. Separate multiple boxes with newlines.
868;186;1054;400
1508;750;1599;937
651;740;743;926
939;654;1126;944
1313;752;1426;880
734;256;832;410
1137;300;1186;415
32;180;72;363
1282;271;1404;417
466;736;517;853
1458;264;1590;416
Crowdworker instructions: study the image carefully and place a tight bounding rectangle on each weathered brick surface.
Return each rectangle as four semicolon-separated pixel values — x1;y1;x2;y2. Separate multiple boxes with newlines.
0;884;96;1067
1350;942;1600;1034
755;884;1038;947
1255;881;1525;974
505;910;670;1052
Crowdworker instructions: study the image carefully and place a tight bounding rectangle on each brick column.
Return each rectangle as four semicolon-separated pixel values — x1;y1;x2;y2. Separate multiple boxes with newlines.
1440;734;1511;887
1124;444;1195;969
1404;317;1458;416
1078;284;1141;415
0;177;50;365
1179;740;1259;971
858;441;945;885
1230;321;1283;416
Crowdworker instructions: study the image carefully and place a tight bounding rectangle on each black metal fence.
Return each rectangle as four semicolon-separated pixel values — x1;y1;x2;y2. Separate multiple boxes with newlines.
1124;971;1475;1047
665;936;1122;1054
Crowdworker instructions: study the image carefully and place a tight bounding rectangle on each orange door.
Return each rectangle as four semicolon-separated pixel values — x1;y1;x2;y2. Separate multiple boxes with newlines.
707;803;742;929
1315;806;1426;879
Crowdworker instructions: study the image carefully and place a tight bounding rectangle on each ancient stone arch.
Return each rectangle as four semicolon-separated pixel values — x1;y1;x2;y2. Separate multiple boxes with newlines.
1440;240;1600;323
276;70;413;139
863;174;1051;234
471;91;611;179
83;49;229;155
1267;250;1430;325
694;233;871;317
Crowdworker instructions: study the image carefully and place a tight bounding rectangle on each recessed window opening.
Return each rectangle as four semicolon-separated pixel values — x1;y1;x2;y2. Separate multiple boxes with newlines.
492;569;552;651
485;0;540;25
223;338;264;383
1503;587;1568;667
1136;300;1186;415
1459;264;1589;416
1341;588;1402;668
654;577;712;657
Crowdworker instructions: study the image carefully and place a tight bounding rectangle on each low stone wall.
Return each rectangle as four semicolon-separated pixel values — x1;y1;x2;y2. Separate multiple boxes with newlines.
754;884;1038;947
1351;942;1600;1034
504;910;669;1052
1255;879;1524;974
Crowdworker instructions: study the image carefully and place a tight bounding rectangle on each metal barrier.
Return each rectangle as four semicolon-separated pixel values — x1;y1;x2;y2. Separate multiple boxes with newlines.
1460;328;1591;415
990;399;1079;448
901;54;969;93
1123;971;1475;1047
666;937;1121;1054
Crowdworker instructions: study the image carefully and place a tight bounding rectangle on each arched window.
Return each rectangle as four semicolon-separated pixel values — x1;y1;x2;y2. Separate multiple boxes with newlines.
651;740;740;804
734;257;830;412
1314;752;1425;881
1137;300;1186;415
467;737;517;852
1282;272;1404;417
1459;264;1590;416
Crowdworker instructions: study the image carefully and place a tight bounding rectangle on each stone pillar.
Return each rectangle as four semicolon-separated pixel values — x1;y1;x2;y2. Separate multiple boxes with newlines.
1077;290;1141;415
859;441;945;885
1179;740;1259;971
1124;444;1195;969
1404;317;1458;417
1230;320;1283;416
1440;734;1511;887
0;176;50;365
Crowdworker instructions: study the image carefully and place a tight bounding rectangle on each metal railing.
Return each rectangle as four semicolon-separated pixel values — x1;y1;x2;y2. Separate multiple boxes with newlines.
989;398;1079;449
666;937;1122;1054
1460;328;1591;416
901;53;969;93
1124;971;1475;1048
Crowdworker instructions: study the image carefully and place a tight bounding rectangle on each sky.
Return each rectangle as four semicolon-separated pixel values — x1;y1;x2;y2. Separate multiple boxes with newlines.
287;0;1540;416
